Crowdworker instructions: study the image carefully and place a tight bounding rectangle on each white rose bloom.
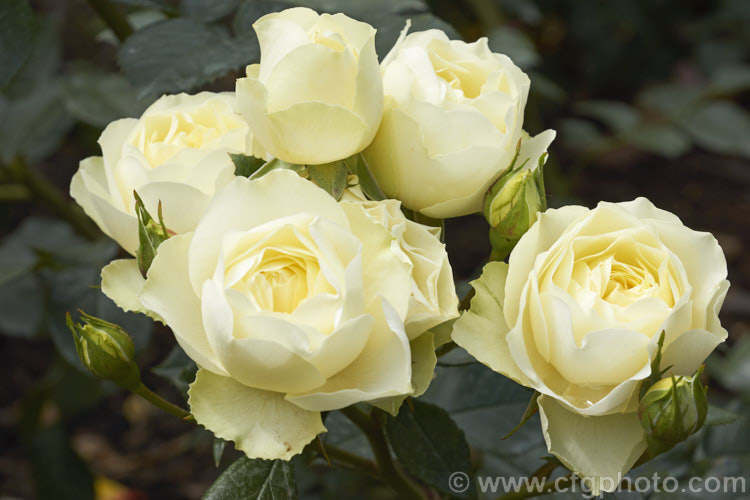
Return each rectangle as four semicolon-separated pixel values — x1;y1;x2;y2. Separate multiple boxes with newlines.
236;7;383;165
452;198;729;492
71;92;249;255
342;198;459;338
363;27;547;218
120;170;442;460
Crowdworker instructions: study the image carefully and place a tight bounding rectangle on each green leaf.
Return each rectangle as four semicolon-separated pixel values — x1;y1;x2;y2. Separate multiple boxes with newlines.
214;438;227;467
231;153;267;178
182;0;242;22
423;362;545;477
113;0;175;9
574;100;640;133
627;124;691;159
0;218;152;367
118;18;259;98
682;100;750;158
0;0;37;89
710;64;750;95
342;154;385;201
487;26;540;70
307;162;349;201
703;399;750;457
636;83;703;119
62;67;151;127
232;1;299;37
384;400;477;499
249;157;307;180
712;336;750;395
705;405;742;427
203;457;297;500
503;391;540;439
151;344;198;398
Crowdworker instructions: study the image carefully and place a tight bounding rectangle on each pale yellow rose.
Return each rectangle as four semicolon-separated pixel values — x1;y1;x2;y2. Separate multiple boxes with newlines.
363;27;545;218
453;198;729;492
127;170;435;460
236;7;383;165
71;92;249;255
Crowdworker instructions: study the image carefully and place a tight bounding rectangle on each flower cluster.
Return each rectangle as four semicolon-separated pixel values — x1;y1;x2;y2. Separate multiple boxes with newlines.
70;6;729;492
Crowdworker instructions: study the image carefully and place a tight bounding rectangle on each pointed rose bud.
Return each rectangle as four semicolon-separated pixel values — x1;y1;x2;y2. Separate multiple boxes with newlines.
638;368;708;445
134;191;170;278
483;131;554;261
67;311;141;390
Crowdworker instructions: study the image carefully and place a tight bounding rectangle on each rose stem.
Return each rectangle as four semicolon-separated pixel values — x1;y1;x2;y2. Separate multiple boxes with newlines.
132;382;194;422
319;442;379;479
340;406;428;500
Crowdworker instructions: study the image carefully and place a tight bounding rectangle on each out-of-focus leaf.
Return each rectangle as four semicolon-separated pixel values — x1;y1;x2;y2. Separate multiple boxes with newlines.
0;20;73;163
712;336;750;395
627;124;692;158
96;9;168;46
636;84;703;118
182;0;241;22
705;405;743;427
0;81;74;164
682;100;750;158
3;19;61;99
204;457;297;500
0;273;44;338
710;64;750;95
232;0;299;37
384;400;477;499
703;400;750;457
0;218;153;363
574;100;640;133
487;26;540;70
63;68;151;127
0;0;37;89
151;344;198;397
528;71;567;104
118;18;259;98
29;425;94;500
496;0;542;25
558;118;607;152
112;0;175;9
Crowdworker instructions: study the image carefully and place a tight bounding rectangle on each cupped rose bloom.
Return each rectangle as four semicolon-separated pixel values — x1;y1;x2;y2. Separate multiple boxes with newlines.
236;7;383;165
363;27;547;218
342;187;459;338
133;170;445;459
71;92;248;255
452;198;729;491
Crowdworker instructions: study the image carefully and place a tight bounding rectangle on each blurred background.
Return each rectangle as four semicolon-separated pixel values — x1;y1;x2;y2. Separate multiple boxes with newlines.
1;0;749;498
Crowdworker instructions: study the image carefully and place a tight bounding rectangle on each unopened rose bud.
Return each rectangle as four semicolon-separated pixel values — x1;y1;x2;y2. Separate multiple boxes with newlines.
483;134;548;261
134;191;170;278
67;311;141;390
638;369;708;445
